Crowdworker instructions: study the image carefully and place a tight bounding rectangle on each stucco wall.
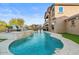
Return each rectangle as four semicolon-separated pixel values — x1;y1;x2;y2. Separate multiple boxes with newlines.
54;17;66;33
55;6;79;17
54;5;79;35
66;20;79;35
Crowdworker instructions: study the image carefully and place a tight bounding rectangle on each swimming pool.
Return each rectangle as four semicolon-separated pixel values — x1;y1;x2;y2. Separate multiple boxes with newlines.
9;31;63;55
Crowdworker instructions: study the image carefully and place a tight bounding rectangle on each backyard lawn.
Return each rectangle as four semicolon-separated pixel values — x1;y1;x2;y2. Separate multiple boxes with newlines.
61;33;79;44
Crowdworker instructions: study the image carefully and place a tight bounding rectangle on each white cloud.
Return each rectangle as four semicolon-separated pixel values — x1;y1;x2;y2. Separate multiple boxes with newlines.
0;7;44;25
0;7;21;15
32;7;39;12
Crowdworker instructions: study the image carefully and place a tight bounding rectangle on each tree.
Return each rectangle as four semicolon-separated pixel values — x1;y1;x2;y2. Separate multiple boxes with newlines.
0;21;7;32
9;18;24;27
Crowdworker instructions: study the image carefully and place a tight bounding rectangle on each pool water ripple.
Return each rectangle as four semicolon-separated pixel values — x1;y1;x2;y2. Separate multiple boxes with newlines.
9;31;63;55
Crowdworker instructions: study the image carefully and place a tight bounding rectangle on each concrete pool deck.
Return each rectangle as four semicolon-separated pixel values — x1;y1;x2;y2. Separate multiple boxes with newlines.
50;33;79;55
0;30;34;55
0;31;79;55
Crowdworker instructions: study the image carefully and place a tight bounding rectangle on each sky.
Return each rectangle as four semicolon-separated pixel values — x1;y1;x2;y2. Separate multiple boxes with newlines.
0;3;52;25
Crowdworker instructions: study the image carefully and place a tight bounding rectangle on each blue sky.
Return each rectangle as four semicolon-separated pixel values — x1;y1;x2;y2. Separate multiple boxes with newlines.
0;3;52;25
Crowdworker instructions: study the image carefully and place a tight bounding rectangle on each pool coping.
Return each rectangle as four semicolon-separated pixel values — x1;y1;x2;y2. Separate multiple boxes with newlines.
0;30;34;55
49;32;79;55
0;31;79;55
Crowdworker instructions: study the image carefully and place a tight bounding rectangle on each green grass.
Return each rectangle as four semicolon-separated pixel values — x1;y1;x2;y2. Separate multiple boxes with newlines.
61;33;79;44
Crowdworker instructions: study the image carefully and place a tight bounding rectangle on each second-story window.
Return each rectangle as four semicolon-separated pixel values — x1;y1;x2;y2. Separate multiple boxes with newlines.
59;6;63;13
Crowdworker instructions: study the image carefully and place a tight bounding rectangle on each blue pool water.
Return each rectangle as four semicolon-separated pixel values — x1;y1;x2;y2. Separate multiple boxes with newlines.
9;31;63;55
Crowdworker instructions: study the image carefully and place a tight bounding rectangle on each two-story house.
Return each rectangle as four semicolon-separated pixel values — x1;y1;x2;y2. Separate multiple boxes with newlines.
44;3;79;35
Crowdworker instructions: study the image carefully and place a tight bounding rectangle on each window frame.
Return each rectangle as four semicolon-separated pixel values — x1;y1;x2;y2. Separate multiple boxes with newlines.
58;6;64;14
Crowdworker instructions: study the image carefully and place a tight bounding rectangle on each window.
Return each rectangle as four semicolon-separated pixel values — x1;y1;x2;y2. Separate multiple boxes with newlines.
59;6;63;13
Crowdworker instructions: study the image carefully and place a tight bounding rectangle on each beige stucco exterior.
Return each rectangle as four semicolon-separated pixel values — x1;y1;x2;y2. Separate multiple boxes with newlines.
54;16;67;33
55;5;79;17
44;3;79;35
66;19;79;35
53;4;79;35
